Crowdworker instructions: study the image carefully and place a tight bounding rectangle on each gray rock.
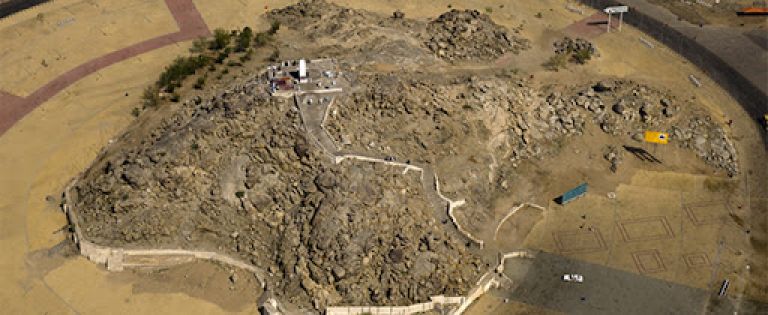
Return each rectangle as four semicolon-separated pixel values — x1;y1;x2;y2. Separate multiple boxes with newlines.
593;80;615;92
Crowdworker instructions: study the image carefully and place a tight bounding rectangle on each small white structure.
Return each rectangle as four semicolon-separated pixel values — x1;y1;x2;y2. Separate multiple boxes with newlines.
562;274;584;283
604;5;628;32
299;59;307;83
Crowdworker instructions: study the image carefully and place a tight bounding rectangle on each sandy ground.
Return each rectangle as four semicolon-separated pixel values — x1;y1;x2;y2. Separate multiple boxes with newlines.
0;0;178;95
0;0;764;314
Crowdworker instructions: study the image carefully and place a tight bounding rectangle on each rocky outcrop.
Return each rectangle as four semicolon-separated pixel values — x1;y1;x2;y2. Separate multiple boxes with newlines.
424;9;530;61
553;36;596;56
71;78;481;311
565;79;739;176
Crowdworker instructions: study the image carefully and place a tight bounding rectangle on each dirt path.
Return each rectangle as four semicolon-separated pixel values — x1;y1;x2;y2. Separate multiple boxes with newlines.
0;0;210;136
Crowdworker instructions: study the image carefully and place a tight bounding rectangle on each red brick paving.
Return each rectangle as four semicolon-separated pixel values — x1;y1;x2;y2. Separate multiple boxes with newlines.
0;0;209;136
563;11;623;39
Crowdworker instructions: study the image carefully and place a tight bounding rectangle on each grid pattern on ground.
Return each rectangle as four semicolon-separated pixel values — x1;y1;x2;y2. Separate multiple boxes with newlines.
682;252;710;268
631;249;667;274
683;200;730;226
617;216;675;242
552;228;607;254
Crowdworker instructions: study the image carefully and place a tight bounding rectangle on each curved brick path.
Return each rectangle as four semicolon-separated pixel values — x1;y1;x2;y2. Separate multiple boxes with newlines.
0;0;210;136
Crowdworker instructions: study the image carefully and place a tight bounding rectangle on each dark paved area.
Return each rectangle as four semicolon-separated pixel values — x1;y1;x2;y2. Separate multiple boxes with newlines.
495;251;768;315
0;0;48;19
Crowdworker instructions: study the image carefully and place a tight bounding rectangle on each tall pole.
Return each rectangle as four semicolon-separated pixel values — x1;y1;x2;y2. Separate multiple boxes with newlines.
619;12;624;31
607;13;611;32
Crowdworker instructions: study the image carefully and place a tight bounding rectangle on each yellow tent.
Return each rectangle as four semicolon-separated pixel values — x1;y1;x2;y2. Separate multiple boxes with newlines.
644;131;669;144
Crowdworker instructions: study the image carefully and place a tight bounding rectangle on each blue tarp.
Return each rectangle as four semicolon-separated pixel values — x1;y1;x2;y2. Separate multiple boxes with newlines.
559;183;588;205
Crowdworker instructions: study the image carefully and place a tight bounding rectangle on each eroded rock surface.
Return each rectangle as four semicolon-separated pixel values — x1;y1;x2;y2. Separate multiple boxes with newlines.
424;9;530;61
72;82;481;310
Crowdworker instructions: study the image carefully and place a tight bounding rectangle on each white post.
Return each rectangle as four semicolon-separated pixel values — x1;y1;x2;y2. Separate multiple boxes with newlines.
607;13;611;32
619;12;624;31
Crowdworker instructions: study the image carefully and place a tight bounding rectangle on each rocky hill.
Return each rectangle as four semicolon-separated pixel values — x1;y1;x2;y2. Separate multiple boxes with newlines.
67;0;741;312
70;81;481;310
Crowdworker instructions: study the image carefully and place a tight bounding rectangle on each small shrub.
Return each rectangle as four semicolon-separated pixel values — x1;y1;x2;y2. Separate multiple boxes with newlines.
170;93;180;102
194;75;206;89
535;12;543;18
131;107;141;117
572;48;593;64
269;48;280;62
485;7;493;14
208;64;216;71
191;143;199;150
190;37;208;53
222;68;229;75
254;32;271;47
543;54;568;71
226;60;241;67
235;191;245;198
240;50;252;62
210;28;231;50
215;51;228;64
142;86;159;107
268;21;280;35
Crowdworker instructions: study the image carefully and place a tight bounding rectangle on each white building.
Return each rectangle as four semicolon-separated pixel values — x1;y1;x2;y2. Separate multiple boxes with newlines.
298;59;307;83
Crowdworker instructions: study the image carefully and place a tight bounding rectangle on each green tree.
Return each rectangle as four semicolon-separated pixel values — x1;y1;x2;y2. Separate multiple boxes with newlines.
236;26;253;52
210;28;231;50
156;55;210;91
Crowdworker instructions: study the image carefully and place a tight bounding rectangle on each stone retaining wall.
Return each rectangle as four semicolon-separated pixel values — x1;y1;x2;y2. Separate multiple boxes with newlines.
62;181;266;287
326;296;465;315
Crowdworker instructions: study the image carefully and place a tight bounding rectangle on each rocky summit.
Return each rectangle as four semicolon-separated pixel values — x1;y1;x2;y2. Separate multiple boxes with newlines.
424;9;530;61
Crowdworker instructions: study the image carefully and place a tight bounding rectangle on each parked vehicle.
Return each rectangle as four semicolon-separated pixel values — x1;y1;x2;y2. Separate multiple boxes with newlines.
562;274;584;283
